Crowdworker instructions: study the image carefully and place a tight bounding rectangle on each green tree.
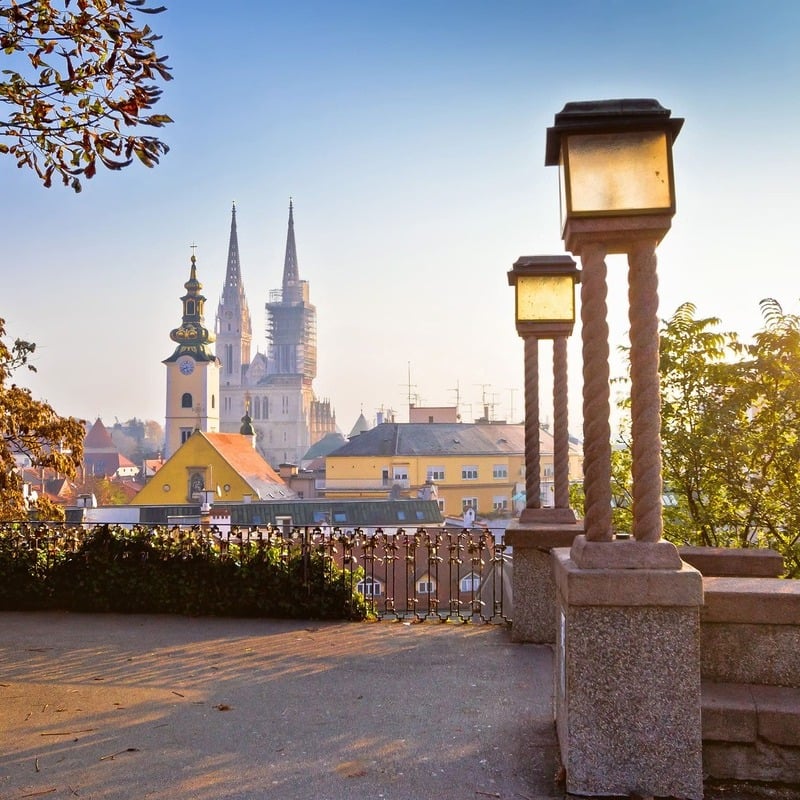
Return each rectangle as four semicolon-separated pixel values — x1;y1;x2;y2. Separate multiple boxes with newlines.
0;0;172;191
0;319;84;520
613;301;800;575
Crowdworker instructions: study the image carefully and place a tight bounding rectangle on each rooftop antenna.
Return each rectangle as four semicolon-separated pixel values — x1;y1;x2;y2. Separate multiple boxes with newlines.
507;387;518;423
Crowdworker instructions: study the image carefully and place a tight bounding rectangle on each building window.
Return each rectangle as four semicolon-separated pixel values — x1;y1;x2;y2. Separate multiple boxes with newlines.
462;466;478;480
393;466;408;482
492;465;508;479
437;499;445;512
181;392;193;409
180;428;192;443
462;497;478;513
427;467;445;482
225;344;233;374
357;578;383;597
253;397;261;419
263;396;269;419
417;579;435;594
211;394;215;409
282;396;289;414
460;573;481;593
382;469;390;486
493;496;509;511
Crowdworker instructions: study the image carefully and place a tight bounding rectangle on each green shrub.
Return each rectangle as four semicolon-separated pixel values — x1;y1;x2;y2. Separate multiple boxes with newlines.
1;524;367;620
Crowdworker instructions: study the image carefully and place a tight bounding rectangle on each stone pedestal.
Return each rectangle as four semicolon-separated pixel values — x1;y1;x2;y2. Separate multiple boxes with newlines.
505;520;583;643
553;541;704;798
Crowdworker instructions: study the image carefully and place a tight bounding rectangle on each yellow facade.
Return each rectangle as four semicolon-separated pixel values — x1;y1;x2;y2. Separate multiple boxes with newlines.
324;451;527;517
132;431;279;506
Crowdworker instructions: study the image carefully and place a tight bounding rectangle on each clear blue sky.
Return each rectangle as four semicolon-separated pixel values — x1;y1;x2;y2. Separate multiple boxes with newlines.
3;0;799;435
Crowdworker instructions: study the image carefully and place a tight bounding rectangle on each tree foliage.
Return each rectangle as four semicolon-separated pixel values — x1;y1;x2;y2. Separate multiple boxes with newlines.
0;0;172;191
0;318;84;520
613;300;800;576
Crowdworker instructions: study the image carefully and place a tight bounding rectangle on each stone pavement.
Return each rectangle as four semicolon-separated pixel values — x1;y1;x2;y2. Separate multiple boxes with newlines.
0;612;561;800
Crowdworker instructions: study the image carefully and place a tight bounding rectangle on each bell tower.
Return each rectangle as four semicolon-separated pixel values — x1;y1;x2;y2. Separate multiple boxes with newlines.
163;251;221;458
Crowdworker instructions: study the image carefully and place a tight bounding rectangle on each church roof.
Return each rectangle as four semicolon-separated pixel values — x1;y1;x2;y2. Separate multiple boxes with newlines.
84;418;117;452
204;433;291;500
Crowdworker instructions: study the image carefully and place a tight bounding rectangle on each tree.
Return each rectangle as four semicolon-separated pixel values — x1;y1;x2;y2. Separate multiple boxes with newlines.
612;301;800;576
0;318;84;520
0;0;172;192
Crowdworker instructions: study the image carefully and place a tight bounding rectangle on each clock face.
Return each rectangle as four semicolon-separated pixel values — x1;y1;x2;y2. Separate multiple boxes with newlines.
179;358;195;375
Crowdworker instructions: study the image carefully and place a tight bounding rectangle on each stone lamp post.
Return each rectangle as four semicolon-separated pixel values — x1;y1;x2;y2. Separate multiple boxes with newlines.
507;255;579;524
544;99;703;798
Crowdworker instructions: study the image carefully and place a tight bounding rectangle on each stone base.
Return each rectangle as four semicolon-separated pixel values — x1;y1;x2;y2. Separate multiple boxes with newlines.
553;548;704;798
570;533;682;569
519;506;578;525
505;520;583;643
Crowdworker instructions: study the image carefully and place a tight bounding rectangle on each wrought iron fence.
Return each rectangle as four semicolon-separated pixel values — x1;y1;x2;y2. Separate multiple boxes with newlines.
0;523;511;623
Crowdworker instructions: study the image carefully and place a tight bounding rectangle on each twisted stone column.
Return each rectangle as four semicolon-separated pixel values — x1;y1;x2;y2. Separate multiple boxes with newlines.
524;335;541;512
580;243;612;541
628;240;663;542
553;335;570;509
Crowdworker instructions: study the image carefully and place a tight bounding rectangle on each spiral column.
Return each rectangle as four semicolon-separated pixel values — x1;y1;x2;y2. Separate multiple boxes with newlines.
553;335;570;510
628;240;663;543
524;335;541;513
579;242;612;541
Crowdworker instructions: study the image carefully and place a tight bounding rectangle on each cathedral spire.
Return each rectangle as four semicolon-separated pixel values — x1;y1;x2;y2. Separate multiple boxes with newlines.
282;198;300;293
225;201;243;291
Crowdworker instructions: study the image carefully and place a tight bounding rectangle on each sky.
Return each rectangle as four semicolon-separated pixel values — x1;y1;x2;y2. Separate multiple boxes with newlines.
2;0;800;438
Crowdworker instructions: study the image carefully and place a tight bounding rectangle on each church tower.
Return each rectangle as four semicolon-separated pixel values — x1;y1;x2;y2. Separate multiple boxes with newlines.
163;252;220;458
266;199;317;383
215;202;252;388
216;201;337;467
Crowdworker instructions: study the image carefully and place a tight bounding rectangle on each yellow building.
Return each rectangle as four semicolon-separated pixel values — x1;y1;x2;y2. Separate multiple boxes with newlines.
323;422;582;518
132;429;293;506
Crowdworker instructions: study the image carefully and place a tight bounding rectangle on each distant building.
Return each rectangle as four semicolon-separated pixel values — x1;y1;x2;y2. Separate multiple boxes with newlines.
131;429;294;506
322;421;582;518
215;202;337;467
409;405;459;423
83;418;140;479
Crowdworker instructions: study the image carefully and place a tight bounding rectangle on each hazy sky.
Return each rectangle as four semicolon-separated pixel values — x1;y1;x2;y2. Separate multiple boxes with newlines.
3;0;799;437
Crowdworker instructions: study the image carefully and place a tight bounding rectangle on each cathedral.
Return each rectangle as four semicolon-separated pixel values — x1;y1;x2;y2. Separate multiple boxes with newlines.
213;201;337;466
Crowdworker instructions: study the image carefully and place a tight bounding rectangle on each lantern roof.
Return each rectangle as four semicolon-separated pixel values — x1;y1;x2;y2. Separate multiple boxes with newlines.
545;98;684;166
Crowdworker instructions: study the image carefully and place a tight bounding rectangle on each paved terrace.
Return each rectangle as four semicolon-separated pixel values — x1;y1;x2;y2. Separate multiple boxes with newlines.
0;613;559;800
2;613;799;800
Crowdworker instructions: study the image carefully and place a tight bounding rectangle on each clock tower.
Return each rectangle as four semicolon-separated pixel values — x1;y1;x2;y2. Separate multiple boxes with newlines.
163;252;220;458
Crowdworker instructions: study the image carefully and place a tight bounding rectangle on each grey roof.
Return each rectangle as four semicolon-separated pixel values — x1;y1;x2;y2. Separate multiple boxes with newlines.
348;413;371;438
302;431;347;461
134;499;443;527
327;422;526;458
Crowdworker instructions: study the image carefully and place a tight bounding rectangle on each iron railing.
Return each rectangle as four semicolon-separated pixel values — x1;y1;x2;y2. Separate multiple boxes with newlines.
0;523;511;624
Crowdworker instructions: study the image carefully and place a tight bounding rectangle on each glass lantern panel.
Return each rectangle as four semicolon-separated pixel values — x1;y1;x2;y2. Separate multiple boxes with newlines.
516;274;575;322
565;130;672;214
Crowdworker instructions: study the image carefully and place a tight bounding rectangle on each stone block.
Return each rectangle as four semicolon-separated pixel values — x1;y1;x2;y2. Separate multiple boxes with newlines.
701;681;756;742
680;546;783;578
506;521;582;644
553;550;703;798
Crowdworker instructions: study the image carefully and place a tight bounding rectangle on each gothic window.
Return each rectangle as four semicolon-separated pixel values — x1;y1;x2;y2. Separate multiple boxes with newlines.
225;344;233;374
253;397;261;419
186;299;196;316
181;392;193;409
211;394;215;409
263;397;268;419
